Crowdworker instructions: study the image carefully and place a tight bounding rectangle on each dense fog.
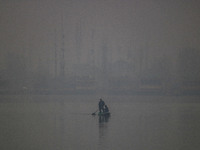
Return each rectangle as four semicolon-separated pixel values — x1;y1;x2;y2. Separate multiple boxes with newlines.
0;0;200;95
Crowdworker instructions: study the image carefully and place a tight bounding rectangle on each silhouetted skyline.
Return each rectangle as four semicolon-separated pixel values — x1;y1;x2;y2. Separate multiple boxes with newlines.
0;0;200;94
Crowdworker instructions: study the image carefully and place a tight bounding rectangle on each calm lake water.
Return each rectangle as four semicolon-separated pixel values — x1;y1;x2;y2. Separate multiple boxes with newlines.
0;95;200;150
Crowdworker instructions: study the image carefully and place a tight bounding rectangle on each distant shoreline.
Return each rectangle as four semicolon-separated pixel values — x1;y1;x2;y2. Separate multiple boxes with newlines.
0;88;200;96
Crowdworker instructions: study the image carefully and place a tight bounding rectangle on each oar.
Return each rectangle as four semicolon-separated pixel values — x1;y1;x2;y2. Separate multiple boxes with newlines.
91;109;98;115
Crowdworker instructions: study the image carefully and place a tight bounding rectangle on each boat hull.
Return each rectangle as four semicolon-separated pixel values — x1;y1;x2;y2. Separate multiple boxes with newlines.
98;112;110;116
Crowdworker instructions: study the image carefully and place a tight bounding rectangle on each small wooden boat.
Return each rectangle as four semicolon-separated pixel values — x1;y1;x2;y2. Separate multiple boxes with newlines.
98;112;110;116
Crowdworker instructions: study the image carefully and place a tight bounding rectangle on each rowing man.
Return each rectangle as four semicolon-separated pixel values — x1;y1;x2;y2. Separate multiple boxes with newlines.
98;98;105;113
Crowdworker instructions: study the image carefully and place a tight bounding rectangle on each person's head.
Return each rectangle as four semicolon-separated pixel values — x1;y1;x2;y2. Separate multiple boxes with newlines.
100;98;102;101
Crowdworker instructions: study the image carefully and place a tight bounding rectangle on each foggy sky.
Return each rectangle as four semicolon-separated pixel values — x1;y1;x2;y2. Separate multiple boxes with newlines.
1;0;200;75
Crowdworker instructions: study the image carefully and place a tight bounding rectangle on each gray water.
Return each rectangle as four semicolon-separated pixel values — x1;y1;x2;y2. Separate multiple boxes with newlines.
0;95;200;150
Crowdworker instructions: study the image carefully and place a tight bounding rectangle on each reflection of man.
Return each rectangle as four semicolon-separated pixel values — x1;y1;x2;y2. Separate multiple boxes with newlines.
98;99;105;113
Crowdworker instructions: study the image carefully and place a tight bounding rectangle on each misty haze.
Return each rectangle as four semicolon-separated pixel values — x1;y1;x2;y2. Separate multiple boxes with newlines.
0;0;200;150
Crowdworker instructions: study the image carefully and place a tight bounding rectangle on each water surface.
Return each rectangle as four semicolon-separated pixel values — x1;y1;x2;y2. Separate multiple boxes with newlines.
0;95;200;150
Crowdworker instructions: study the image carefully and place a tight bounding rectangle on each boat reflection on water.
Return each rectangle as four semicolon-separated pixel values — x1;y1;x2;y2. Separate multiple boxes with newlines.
98;113;110;147
98;114;110;123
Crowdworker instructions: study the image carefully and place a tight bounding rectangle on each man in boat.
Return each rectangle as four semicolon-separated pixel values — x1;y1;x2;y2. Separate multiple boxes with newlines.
104;105;109;113
98;98;105;113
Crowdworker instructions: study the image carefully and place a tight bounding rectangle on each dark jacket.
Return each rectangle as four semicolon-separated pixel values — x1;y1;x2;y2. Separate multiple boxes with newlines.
98;99;105;108
104;105;109;112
